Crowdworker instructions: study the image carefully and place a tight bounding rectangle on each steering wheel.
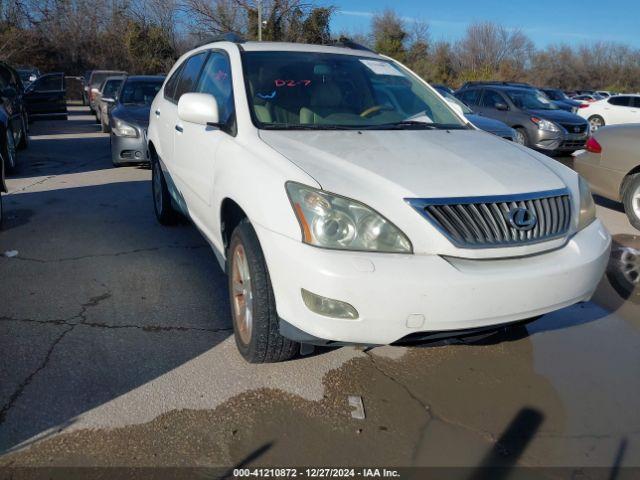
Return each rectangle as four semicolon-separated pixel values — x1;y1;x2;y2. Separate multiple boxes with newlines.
360;104;393;118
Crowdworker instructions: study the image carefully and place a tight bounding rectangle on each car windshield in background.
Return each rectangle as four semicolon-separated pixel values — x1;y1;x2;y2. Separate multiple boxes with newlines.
119;80;163;105
506;90;559;110
103;79;122;98
441;91;473;114
242;51;466;130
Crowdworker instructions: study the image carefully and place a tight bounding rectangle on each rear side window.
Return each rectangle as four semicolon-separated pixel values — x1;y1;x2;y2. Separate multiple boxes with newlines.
34;74;64;91
608;96;631;107
633;97;640;108
173;52;208;103
457;89;480;106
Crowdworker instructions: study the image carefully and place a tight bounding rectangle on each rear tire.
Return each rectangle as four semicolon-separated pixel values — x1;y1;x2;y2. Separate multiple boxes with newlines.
151;156;178;225
588;115;605;132
622;174;640;231
228;220;299;363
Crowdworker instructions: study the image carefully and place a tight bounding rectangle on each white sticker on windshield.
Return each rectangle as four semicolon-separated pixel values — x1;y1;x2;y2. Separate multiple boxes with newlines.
359;59;403;76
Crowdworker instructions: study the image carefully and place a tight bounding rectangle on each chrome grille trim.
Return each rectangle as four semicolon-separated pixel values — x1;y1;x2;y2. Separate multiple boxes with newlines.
406;189;572;249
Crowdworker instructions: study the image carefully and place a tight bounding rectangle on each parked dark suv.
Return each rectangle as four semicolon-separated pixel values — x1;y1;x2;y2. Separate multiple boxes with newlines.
0;62;30;172
456;84;589;154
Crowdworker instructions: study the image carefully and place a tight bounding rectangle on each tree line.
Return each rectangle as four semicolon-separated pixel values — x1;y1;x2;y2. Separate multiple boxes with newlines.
0;1;638;92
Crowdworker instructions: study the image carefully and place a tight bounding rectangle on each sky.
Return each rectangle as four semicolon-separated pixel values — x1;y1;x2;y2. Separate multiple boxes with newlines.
317;0;640;48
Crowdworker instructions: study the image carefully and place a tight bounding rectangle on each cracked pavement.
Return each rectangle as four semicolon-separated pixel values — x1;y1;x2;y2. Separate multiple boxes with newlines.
1;107;640;472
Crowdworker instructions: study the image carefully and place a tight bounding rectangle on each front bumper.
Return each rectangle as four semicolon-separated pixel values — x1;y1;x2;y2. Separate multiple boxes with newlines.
532;129;587;151
256;220;611;345
110;132;148;165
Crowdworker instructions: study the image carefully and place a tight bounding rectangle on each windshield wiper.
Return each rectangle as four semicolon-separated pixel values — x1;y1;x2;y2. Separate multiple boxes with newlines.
261;124;357;130
359;121;465;130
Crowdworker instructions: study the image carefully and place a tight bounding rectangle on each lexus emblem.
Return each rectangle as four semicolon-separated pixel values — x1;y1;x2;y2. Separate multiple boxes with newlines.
507;207;537;231
573;126;580;133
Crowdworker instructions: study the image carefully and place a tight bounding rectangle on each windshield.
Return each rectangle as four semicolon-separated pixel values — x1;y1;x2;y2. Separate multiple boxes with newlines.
506;90;559;110
91;72;125;88
18;70;34;82
242;51;466;130
119;79;163;106
102;79;122;98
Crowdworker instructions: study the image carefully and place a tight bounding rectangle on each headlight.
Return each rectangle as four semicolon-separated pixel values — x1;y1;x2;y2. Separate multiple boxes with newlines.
530;117;560;132
286;182;412;253
112;119;139;138
577;175;596;231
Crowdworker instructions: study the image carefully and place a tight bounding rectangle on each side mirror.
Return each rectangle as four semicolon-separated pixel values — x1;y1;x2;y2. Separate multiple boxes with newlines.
102;97;115;104
178;93;219;126
495;102;508;111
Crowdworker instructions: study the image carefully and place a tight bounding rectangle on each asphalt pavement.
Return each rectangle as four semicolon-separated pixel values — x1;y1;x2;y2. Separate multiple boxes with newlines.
1;107;639;474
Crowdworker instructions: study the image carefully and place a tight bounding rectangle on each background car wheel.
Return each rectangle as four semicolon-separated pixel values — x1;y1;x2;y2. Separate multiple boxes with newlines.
17;115;29;150
513;127;529;146
622;174;640;230
588;115;605;131
228;220;299;363
3;127;17;172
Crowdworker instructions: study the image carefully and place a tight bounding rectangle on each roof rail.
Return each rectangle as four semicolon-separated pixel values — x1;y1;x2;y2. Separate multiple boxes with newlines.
197;32;246;48
330;36;375;53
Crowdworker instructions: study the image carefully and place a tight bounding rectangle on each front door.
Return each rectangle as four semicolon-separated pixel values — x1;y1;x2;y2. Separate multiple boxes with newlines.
174;51;235;225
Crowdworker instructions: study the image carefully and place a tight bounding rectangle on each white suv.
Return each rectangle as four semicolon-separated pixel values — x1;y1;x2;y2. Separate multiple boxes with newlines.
147;38;611;363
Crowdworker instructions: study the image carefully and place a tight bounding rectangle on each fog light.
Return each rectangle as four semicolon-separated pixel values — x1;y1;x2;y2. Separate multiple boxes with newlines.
135;151;142;159
301;288;359;319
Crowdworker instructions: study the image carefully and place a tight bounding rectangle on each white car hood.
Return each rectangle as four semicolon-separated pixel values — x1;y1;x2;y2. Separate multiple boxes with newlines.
259;129;566;199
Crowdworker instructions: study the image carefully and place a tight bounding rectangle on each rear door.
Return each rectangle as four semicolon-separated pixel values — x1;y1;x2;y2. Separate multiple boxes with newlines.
606;96;635;124
24;73;66;117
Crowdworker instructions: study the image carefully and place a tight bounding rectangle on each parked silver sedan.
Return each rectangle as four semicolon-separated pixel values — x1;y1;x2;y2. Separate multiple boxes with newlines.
575;123;640;230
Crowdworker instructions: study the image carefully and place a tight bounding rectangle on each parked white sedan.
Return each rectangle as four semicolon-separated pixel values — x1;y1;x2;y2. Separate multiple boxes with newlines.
147;37;611;363
579;94;640;131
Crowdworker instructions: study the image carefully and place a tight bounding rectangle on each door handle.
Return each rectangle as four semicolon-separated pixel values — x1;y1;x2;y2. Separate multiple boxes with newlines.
175;125;183;133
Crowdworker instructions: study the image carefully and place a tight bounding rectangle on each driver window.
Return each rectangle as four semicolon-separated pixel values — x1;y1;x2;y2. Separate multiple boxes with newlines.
197;51;235;127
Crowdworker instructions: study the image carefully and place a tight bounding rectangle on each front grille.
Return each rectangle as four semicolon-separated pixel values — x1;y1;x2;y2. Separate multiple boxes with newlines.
560;123;588;134
406;189;572;249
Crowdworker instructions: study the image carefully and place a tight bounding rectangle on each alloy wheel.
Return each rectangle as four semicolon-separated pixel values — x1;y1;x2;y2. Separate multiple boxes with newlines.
514;129;526;145
231;244;253;345
589;117;604;131
632;184;640;223
619;247;640;286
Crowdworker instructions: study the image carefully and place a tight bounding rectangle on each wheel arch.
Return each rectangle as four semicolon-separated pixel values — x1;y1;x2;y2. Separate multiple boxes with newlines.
220;197;249;253
621;165;640;197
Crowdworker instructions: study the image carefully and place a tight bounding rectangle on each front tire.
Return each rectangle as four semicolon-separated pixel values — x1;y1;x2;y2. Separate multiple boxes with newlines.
17;114;29;150
513;127;529;146
623;174;640;231
3;127;17;172
228;220;299;363
151;156;178;225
